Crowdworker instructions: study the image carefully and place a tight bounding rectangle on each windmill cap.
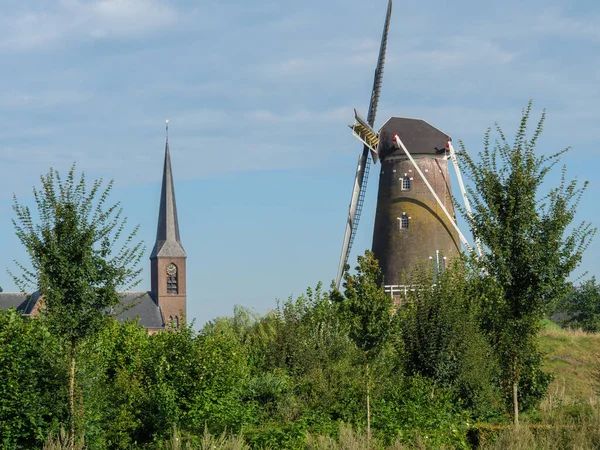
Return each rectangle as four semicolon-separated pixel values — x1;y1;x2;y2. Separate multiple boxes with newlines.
377;117;451;160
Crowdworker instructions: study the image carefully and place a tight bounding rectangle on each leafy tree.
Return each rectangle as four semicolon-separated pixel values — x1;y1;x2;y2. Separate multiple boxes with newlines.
0;308;67;448
399;261;501;419
560;277;600;332
458;101;596;424
77;319;150;449
331;251;393;441
10;165;144;443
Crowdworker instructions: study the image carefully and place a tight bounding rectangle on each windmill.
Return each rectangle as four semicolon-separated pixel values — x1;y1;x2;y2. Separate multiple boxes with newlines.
335;1;481;292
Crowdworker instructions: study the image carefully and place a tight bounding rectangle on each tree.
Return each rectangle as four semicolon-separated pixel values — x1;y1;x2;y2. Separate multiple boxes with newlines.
331;251;393;442
10;165;144;445
458;101;596;424
560;277;600;332
399;261;501;419
0;308;66;448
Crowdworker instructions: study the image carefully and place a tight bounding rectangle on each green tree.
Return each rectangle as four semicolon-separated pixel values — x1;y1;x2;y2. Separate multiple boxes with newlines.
399;261;501;419
77;319;150;449
0;308;67;448
458;101;596;424
10;165;144;444
331;251;393;441
560;277;600;332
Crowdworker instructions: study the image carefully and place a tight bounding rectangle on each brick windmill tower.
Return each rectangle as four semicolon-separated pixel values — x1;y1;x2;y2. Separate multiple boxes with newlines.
335;0;479;292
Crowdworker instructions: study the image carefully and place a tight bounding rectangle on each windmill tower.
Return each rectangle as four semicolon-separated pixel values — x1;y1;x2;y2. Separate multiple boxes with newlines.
370;118;460;288
336;0;479;293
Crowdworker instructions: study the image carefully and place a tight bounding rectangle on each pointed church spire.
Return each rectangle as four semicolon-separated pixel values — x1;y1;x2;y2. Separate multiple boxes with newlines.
150;120;186;258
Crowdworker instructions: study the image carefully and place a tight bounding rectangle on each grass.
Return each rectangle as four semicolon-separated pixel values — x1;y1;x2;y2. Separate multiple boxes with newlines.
539;322;600;404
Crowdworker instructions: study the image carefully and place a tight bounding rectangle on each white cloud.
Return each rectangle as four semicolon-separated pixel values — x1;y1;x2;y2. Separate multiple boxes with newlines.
244;107;349;125
0;89;93;109
257;37;381;81
533;7;600;43
0;0;179;52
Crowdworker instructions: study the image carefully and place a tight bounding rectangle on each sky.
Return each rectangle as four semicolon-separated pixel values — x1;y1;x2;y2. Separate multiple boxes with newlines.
0;0;599;326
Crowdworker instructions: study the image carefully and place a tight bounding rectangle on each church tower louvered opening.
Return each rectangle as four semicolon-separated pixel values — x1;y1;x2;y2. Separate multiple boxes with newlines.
150;124;187;327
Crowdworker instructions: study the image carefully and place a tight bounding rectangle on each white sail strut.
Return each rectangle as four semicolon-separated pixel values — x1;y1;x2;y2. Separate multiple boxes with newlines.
392;134;473;252
445;140;484;257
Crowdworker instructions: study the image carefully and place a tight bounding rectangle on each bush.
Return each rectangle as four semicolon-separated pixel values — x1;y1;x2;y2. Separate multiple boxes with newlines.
0;309;67;449
559;278;600;332
399;262;502;420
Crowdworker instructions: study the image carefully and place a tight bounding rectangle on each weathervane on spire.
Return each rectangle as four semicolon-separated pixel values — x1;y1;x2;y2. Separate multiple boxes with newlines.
165;119;169;139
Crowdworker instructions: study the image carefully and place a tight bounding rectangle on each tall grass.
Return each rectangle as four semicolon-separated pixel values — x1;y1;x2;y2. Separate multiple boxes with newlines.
487;407;600;449
43;427;85;450
155;426;249;450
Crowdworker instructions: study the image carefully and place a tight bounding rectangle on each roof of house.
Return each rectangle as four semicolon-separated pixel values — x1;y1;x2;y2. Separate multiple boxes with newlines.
112;291;164;328
0;290;164;329
0;291;41;315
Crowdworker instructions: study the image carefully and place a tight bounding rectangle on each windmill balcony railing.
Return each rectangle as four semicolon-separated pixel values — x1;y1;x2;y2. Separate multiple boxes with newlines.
384;284;438;298
385;285;414;297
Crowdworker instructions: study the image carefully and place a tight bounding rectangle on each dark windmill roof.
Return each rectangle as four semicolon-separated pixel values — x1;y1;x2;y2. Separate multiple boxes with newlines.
0;291;40;315
150;135;186;259
377;117;451;161
111;291;164;329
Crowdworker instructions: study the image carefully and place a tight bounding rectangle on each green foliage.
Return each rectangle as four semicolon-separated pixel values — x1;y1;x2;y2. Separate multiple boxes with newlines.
10;164;145;442
331;251;393;359
399;262;501;420
560;277;600;332
330;251;395;440
0;309;67;449
78;319;149;449
11;164;145;345
458;101;596;420
372;375;471;448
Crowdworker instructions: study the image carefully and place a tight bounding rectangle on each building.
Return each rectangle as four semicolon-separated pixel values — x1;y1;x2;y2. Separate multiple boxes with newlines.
0;132;187;332
372;117;460;289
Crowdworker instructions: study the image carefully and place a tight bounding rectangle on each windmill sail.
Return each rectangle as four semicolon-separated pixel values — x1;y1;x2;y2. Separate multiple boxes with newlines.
335;0;392;289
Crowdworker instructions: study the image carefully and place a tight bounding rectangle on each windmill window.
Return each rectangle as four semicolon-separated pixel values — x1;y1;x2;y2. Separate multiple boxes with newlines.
401;215;409;229
401;176;411;191
398;214;410;230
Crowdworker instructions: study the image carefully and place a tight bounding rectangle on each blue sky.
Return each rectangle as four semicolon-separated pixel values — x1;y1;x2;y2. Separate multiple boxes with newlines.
0;0;598;326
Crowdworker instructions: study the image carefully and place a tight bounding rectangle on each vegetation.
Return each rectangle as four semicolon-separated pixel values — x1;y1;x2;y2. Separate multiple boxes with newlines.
10;165;145;445
559;277;600;332
3;263;600;449
457;101;596;423
331;251;393;442
539;324;600;404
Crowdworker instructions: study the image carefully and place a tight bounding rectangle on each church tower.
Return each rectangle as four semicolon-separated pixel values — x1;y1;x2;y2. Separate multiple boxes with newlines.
150;123;186;327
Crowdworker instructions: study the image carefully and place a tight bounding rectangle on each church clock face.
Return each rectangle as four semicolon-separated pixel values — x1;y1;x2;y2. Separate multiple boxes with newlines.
166;263;177;277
